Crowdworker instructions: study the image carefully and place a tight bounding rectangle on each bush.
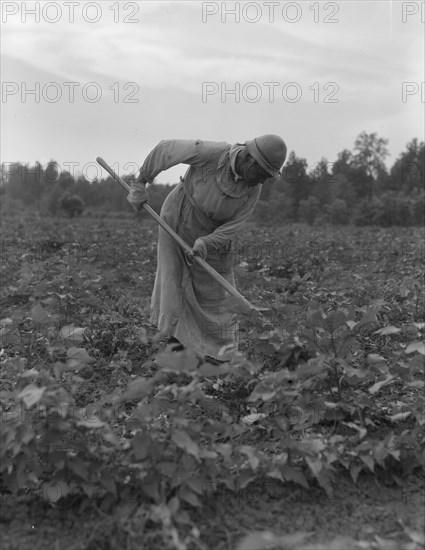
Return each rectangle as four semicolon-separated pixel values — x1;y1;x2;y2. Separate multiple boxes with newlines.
326;199;349;225
44;185;62;216
58;192;85;217
353;192;422;227
352;196;384;226
0;194;25;215
411;190;425;225
298;196;320;224
261;198;294;224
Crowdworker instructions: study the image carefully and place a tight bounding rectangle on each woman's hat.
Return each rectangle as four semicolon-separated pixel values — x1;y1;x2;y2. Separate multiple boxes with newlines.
246;134;287;177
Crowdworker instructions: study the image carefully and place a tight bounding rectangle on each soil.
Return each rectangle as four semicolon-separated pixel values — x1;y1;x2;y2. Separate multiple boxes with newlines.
1;216;424;550
1;471;423;549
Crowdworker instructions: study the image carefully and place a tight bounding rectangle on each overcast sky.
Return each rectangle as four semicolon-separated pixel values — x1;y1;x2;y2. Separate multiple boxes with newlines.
1;0;424;183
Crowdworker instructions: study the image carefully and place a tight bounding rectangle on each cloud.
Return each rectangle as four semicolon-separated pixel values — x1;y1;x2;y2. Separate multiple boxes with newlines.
3;0;421;95
1;1;422;177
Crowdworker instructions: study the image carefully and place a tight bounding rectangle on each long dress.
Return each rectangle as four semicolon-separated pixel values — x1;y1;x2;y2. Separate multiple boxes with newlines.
138;139;261;359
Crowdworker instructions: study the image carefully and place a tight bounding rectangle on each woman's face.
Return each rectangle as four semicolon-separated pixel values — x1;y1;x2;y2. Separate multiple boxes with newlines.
235;148;271;186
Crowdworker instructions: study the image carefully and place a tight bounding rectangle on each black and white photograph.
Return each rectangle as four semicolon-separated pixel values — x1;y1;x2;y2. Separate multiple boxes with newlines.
1;1;424;549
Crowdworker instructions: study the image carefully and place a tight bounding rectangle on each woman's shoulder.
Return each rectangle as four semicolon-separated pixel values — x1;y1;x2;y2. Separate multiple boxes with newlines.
194;139;230;160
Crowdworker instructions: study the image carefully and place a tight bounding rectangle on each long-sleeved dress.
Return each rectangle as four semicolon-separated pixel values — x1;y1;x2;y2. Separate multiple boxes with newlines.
138;139;261;359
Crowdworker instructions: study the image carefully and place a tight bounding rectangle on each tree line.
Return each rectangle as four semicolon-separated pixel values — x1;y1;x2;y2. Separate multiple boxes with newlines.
1;132;423;226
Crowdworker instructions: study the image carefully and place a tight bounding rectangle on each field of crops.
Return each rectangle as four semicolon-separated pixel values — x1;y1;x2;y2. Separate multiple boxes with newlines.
1;213;424;550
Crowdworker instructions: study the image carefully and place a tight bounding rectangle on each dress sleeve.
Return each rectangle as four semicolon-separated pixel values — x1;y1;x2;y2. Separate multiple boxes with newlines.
201;186;262;249
138;140;207;183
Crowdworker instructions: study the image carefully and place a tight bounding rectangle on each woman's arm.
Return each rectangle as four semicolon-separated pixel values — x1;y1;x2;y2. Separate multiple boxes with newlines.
138;139;207;183
201;186;262;249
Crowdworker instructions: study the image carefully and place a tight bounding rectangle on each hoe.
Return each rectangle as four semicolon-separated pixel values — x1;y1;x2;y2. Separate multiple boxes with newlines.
96;157;266;315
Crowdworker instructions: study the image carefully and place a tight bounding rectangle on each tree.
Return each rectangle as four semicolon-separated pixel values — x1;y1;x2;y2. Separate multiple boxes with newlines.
387;138;424;193
280;152;312;215
333;147;374;199
1;136;423;227
352;132;389;180
310;157;341;206
43;161;59;186
332;173;357;206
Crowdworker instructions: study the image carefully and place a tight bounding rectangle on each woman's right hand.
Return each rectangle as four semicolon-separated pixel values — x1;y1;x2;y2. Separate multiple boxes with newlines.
127;181;149;210
185;238;208;265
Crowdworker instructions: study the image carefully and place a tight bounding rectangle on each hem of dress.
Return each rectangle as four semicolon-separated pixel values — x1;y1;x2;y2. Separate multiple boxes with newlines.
150;310;238;361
